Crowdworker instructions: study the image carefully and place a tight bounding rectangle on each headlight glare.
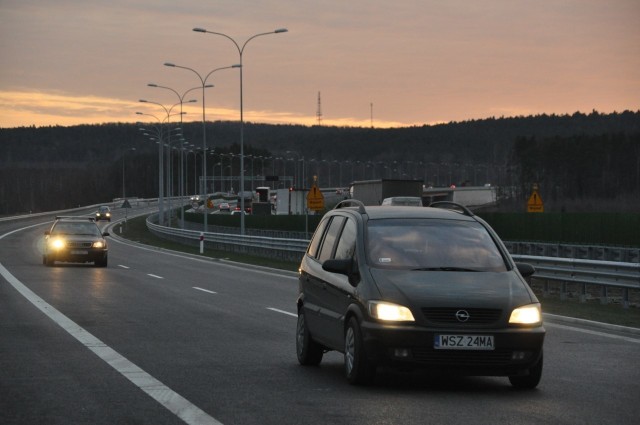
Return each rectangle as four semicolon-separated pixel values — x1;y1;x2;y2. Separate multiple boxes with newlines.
93;241;105;249
509;304;542;325
51;238;65;249
369;301;415;322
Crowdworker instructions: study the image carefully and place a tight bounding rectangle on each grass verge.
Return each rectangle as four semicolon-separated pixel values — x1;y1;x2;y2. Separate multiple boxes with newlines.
115;214;640;329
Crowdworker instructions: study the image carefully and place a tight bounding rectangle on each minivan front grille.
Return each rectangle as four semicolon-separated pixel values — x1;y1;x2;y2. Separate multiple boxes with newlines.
421;308;502;325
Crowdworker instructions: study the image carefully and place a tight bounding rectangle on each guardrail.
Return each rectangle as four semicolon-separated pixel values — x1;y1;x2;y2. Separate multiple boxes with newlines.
145;215;640;307
512;255;640;308
146;214;309;262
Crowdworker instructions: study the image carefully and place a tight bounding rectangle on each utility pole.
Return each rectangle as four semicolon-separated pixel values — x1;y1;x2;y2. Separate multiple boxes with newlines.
316;91;323;126
370;102;374;128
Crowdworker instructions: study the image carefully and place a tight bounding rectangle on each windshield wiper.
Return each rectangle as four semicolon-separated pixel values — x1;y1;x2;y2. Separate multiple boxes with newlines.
411;267;481;272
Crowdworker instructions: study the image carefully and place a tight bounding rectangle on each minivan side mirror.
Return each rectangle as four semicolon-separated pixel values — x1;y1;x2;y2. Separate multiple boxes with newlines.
322;258;360;287
515;262;535;278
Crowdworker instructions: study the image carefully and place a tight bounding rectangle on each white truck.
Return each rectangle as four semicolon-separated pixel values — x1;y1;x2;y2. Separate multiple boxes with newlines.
349;179;424;206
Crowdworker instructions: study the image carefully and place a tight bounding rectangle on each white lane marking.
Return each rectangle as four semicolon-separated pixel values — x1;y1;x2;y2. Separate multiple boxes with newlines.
193;287;217;294
0;226;223;425
118;265;130;269
108;236;298;280
147;274;164;279
267;307;297;318
545;322;640;344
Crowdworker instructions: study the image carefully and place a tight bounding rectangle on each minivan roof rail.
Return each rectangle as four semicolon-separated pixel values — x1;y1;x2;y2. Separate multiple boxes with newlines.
335;199;366;214
428;201;474;217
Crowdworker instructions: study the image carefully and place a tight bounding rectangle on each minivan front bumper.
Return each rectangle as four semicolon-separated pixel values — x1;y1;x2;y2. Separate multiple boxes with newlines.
360;320;545;375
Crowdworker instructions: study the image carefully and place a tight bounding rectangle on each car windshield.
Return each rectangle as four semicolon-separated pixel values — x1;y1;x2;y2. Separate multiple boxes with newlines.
366;218;508;272
52;222;101;236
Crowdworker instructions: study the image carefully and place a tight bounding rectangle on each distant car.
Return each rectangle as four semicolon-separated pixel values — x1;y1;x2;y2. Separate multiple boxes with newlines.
231;209;245;216
95;205;111;221
296;201;544;387
43;216;109;267
219;202;231;212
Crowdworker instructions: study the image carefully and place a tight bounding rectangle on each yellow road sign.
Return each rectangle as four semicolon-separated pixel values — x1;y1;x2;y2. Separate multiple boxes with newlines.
307;185;325;211
527;190;544;213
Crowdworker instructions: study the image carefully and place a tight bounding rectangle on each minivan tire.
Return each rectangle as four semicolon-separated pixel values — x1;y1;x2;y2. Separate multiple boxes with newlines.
296;309;323;366
344;317;376;385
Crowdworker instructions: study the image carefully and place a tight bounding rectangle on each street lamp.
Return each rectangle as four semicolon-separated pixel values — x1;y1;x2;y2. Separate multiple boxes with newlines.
135;111;166;225
147;83;201;228
193;27;288;234
139;99;184;226
164;62;239;232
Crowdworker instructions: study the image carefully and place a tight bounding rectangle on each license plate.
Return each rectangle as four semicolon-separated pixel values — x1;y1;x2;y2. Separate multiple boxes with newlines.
434;334;495;350
71;250;88;255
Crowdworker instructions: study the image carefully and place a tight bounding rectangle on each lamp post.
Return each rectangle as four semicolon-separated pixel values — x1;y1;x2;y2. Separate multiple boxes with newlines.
135;111;165;225
148;83;201;228
164;63;239;232
139;99;184;226
286;150;304;188
193;27;288;234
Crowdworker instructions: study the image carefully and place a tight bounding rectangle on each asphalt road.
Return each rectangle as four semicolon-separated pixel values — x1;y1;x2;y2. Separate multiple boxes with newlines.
1;207;639;425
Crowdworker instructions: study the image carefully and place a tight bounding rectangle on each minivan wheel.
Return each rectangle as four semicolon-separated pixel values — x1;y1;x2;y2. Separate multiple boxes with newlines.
509;352;543;389
296;309;323;365
344;317;376;385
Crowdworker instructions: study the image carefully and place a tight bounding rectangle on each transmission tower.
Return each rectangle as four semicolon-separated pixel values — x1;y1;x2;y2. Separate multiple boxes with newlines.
316;91;323;126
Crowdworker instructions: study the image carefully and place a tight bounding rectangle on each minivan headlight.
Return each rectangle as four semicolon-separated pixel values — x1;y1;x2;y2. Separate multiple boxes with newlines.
509;303;542;325
368;301;415;322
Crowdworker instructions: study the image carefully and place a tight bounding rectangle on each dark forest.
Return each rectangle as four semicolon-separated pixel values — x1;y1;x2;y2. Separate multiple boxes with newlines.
1;110;639;215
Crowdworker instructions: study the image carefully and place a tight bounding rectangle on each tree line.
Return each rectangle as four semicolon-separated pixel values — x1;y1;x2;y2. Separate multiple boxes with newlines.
1;110;638;215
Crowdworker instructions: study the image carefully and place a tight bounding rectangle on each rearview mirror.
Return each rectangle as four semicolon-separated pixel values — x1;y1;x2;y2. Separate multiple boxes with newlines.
322;258;360;287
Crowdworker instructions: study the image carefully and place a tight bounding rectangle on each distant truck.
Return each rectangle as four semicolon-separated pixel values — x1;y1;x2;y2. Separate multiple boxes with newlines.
423;185;497;209
349;179;424;206
275;188;307;215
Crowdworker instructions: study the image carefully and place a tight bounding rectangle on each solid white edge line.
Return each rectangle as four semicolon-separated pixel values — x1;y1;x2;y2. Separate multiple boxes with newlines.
545;322;640;343
0;225;223;425
267;307;297;318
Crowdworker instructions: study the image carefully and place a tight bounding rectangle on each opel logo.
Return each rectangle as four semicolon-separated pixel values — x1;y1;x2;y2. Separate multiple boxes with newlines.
455;310;470;322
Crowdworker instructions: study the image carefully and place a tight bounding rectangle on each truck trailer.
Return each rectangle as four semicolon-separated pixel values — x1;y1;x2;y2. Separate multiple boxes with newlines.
349;179;424;206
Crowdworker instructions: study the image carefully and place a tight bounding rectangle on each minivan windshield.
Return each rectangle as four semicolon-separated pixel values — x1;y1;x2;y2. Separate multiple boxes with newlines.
366;219;508;272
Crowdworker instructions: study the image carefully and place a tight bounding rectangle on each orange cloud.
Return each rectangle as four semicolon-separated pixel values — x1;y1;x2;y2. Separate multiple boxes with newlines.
0;90;414;129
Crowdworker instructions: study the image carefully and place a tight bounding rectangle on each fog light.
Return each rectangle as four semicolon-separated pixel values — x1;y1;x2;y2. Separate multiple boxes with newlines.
393;348;411;358
511;351;529;360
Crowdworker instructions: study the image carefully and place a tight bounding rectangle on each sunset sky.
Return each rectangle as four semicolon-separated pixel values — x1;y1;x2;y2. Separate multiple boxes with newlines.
1;0;638;128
